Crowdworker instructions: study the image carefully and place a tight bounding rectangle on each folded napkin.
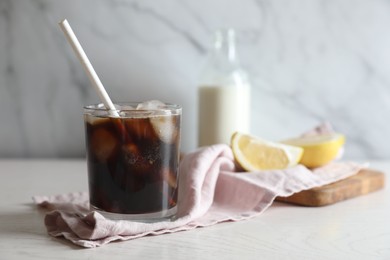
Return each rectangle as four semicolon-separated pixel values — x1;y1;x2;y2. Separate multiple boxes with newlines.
33;144;364;248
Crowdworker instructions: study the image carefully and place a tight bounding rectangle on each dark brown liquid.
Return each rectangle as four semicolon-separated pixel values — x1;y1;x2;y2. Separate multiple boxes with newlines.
85;114;180;214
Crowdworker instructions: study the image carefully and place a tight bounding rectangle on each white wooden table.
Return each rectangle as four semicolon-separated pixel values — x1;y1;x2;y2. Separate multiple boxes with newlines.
0;159;388;259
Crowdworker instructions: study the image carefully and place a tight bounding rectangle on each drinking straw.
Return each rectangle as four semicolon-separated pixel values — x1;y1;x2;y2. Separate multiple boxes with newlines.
58;19;119;117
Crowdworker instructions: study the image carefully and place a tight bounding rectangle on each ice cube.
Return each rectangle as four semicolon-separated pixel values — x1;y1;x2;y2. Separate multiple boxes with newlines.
84;114;110;126
136;100;165;110
119;111;128;117
150;115;178;144
91;128;118;162
120;110;153;118
124;118;158;141
119;104;135;110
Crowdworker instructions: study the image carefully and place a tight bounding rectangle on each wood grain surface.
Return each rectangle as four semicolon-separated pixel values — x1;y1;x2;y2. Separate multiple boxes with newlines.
277;168;385;206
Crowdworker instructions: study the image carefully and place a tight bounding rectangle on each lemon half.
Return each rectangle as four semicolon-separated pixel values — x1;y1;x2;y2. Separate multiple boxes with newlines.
231;132;304;171
281;133;345;168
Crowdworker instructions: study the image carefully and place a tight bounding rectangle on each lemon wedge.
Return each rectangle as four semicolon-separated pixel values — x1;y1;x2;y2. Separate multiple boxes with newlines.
231;132;304;171
281;133;345;168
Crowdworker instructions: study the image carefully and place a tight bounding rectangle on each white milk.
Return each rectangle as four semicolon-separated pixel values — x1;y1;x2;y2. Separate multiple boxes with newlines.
198;83;250;146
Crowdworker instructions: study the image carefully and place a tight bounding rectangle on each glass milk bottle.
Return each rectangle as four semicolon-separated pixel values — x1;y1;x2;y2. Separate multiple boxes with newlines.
198;29;251;147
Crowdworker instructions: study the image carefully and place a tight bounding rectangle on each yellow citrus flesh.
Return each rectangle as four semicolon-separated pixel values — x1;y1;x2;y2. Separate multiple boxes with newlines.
231;132;304;171
281;134;345;168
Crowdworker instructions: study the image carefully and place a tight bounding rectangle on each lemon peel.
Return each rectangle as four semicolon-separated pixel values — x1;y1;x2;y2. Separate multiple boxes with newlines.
281;134;345;168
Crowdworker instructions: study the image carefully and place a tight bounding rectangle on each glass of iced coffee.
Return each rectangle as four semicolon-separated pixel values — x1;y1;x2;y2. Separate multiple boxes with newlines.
84;101;181;221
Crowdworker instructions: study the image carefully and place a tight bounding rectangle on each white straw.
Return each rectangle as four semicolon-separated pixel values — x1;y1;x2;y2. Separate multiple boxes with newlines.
58;19;119;117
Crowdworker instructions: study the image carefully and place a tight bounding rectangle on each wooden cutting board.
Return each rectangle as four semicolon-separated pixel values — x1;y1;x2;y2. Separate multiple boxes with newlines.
276;169;385;206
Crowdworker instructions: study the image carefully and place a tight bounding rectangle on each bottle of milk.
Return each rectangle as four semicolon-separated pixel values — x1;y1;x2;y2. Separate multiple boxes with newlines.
198;29;251;147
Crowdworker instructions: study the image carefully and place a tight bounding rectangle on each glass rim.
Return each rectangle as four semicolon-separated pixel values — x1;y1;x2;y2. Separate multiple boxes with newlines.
84;102;182;113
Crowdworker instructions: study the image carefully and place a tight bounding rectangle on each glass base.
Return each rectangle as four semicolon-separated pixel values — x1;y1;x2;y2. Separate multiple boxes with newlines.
91;205;178;222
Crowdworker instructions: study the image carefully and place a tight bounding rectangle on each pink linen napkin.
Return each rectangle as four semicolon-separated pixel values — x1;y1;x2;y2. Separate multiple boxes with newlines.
33;144;364;248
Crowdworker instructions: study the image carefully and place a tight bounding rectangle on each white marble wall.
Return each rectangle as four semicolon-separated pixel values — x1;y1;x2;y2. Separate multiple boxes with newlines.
1;0;390;159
